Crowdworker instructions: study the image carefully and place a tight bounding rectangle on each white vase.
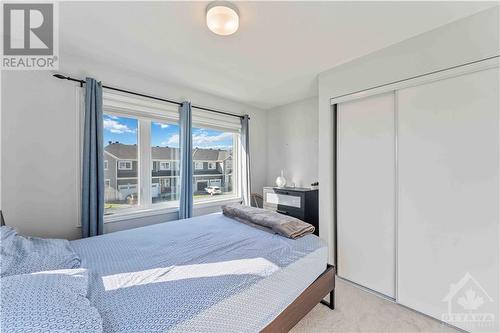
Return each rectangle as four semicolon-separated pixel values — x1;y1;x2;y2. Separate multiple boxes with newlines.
275;170;287;188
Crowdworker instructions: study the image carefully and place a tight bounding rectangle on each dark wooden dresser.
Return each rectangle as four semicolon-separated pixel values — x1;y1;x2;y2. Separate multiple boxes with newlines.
263;187;319;236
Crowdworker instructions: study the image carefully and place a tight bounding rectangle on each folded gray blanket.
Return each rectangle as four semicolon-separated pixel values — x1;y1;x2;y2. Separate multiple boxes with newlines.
222;204;315;239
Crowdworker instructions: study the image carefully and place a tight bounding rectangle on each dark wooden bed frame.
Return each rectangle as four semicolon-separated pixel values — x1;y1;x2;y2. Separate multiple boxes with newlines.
262;264;335;332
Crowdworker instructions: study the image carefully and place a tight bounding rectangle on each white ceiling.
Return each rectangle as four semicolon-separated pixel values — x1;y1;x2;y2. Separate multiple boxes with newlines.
60;1;496;109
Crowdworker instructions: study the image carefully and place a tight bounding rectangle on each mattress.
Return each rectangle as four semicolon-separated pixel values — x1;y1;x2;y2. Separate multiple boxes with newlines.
70;212;327;332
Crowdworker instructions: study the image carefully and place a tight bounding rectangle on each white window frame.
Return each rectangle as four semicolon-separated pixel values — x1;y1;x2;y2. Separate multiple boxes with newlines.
195;162;204;170
118;160;133;170
104;160;108;170
101;92;180;220
99;91;243;223
105;179;111;188
208;162;216;170
159;161;171;170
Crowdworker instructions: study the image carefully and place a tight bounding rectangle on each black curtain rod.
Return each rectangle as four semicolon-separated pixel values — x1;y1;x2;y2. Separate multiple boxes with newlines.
53;74;248;120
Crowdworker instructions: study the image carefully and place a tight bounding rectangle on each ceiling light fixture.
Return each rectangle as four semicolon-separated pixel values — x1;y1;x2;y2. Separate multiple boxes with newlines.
206;2;239;36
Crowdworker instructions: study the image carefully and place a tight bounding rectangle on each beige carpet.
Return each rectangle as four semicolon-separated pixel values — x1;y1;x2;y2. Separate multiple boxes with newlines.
291;279;459;333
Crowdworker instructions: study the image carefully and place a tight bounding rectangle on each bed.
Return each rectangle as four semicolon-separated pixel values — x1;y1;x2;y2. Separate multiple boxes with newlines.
68;212;334;332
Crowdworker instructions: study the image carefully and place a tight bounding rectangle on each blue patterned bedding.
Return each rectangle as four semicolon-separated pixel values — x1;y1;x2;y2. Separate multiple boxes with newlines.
1;268;103;333
70;212;327;332
0;225;81;277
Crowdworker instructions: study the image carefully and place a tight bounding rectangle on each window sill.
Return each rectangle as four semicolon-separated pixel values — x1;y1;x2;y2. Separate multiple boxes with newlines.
104;205;178;224
103;196;242;224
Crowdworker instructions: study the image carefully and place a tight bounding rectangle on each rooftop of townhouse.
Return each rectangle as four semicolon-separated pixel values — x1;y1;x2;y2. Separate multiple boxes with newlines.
104;142;232;161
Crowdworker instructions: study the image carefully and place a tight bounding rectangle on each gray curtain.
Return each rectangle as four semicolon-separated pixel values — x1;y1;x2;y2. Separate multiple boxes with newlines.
81;78;104;237
241;115;251;205
179;102;193;219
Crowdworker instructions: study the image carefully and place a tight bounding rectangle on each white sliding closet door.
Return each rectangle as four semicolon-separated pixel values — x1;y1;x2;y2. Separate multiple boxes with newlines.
337;92;396;298
397;68;499;332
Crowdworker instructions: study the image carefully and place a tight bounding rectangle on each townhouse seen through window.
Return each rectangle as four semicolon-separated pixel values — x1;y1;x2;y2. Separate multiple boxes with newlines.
103;112;239;217
103;115;139;215
192;127;235;202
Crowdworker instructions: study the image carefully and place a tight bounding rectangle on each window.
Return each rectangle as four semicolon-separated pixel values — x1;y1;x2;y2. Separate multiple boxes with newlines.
192;127;239;203
100;92;242;219
103;114;138;216
151;121;180;205
118;160;133;170
101;93;184;218
159;161;170;170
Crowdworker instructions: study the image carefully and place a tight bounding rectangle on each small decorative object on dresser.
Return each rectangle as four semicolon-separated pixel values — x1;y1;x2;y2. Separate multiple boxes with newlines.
263;187;319;236
275;169;287;188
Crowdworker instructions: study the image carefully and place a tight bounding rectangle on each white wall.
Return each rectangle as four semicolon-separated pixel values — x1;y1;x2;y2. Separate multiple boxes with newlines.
0;70;2;213
318;6;500;263
1;53;267;239
266;97;318;189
